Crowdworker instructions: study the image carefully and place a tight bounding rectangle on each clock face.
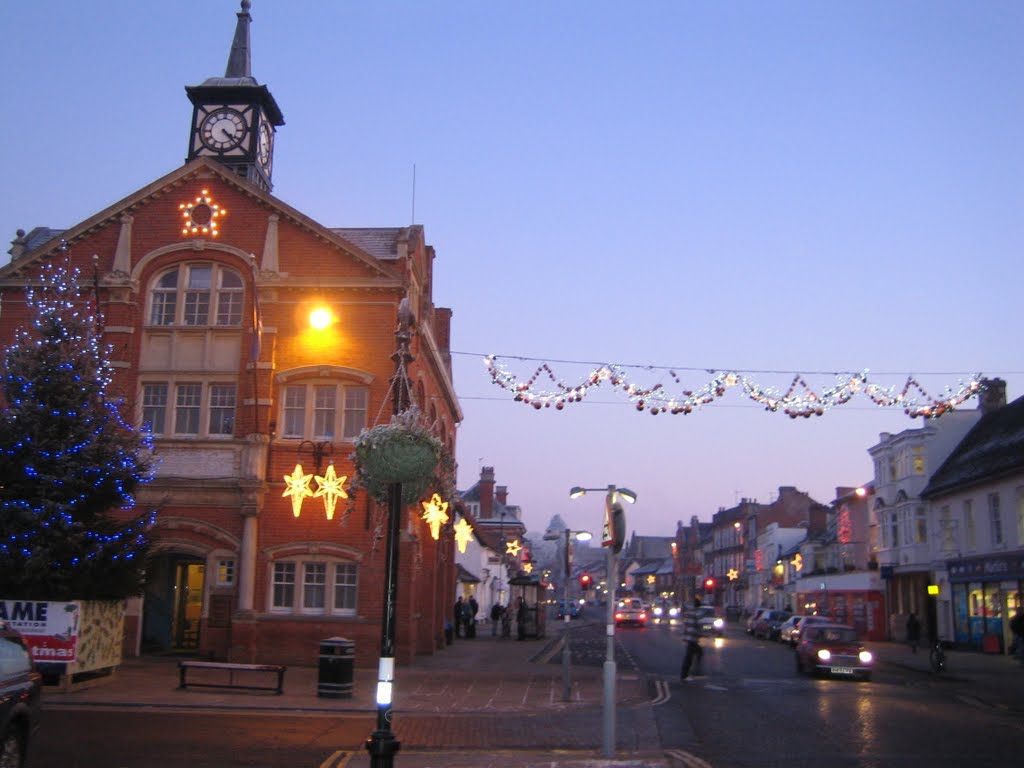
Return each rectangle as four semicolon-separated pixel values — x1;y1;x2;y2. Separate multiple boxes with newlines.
200;108;247;151
257;121;273;171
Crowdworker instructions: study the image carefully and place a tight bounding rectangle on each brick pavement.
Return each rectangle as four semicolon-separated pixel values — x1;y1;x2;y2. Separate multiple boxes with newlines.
42;623;675;767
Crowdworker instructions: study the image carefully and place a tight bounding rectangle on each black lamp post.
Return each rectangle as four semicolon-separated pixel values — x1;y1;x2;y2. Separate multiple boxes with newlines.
365;299;414;768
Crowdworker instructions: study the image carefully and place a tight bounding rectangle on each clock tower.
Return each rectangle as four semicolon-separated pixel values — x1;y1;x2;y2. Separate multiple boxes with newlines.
185;0;284;192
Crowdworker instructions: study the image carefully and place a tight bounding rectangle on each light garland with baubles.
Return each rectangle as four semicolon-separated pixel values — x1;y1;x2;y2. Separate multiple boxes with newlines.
483;356;983;419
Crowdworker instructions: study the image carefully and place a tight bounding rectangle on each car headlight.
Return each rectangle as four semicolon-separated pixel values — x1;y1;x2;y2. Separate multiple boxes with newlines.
817;649;832;661
669;607;680;617
713;618;724;629
653;607;663;616
859;651;873;663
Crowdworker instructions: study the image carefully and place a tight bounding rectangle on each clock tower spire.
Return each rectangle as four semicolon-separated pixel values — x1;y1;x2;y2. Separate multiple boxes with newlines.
185;0;284;192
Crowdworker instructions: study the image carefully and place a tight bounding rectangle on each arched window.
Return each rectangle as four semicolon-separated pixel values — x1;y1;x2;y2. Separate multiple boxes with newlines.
149;263;244;326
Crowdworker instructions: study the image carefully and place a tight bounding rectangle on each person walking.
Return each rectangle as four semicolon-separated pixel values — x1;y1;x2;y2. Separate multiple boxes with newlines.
1010;605;1024;666
906;612;922;654
467;595;479;638
490;602;504;636
454;596;467;638
516;597;528;641
680;596;705;680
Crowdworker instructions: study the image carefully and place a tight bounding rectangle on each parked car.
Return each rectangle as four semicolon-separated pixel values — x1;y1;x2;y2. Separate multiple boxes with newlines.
781;614;835;647
0;621;42;768
794;623;874;681
697;606;725;637
746;607;770;635
614;598;647;628
752;610;790;640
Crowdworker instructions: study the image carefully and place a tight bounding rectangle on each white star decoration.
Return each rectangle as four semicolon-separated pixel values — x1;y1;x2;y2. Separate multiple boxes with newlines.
313;464;348;521
420;493;450;540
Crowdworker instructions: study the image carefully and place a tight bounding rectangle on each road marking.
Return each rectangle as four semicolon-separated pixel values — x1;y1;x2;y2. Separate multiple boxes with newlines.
320;750;352;767
652;679;671;705
665;748;714;768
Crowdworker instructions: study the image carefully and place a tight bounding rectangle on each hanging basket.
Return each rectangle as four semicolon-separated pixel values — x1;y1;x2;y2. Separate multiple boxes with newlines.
350;408;449;505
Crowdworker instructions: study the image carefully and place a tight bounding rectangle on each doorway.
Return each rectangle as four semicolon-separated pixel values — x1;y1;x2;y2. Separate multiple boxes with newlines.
142;554;205;653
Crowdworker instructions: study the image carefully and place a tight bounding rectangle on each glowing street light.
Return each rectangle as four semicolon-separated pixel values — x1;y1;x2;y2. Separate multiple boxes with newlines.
568;484;636;758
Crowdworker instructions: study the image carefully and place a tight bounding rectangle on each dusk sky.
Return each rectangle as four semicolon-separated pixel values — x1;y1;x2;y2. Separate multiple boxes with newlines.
1;1;1020;538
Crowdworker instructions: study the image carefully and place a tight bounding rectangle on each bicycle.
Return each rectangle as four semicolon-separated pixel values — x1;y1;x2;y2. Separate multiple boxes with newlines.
929;640;946;673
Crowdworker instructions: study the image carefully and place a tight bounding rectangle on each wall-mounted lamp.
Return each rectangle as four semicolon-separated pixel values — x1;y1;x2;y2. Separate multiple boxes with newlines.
309;306;332;330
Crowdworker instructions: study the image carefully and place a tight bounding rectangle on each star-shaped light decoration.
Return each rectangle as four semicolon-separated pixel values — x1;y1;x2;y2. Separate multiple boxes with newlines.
523;562;534;574
282;464;314;517
727;568;739;581
791;553;803;572
646;575;656;584
453;518;474;553
420;493;450;540
313;463;348;520
505;539;523;558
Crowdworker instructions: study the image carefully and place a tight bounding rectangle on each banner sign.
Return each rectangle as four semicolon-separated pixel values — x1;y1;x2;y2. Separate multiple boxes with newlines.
0;600;80;663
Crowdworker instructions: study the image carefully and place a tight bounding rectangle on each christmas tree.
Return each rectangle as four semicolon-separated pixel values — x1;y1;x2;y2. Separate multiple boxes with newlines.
0;256;155;600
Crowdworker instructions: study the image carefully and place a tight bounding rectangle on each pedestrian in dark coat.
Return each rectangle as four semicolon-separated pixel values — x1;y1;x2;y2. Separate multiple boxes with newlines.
1010;606;1024;666
680;597;704;680
454;596;467;638
490;602;504;636
906;612;921;654
467;596;479;638
516;597;528;641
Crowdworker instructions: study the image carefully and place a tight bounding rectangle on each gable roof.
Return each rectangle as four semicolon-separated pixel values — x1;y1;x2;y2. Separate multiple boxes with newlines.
921;394;1024;499
0;158;399;283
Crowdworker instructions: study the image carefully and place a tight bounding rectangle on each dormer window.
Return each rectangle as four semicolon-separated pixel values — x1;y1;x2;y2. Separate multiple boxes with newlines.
149;263;244;326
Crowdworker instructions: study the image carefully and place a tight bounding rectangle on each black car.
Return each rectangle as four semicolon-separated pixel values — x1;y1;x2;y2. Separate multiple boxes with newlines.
0;621;41;768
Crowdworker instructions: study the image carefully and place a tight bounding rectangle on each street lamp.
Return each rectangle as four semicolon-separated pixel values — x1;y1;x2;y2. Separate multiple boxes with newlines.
543;527;592;701
568;484;636;759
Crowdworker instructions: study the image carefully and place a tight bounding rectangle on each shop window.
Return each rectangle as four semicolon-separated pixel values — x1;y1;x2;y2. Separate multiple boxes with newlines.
148;263;243;327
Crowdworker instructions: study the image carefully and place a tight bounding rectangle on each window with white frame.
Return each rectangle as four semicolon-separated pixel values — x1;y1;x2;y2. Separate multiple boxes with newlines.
1017;487;1024;547
914;505;928;544
149;263;244;327
989;492;1003;546
216;559;235;586
939;506;956;552
141;381;237;437
964;499;976;549
280;382;367;441
270;559;357;616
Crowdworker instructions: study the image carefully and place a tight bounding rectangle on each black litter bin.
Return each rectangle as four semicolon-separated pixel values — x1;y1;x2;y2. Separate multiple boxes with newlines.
318;637;354;698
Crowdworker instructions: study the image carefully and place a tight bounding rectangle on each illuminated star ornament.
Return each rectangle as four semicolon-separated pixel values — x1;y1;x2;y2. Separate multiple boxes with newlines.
313;464;348;521
282;464;314;517
505;539;523;558
523;562;534;574
791;554;803;572
179;189;226;237
727;568;739;581
453;518;474;553
420;493;450;540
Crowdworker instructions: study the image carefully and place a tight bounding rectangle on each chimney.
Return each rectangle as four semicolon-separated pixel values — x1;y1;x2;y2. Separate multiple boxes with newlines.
979;378;1007;415
496;485;508;506
479;466;495;519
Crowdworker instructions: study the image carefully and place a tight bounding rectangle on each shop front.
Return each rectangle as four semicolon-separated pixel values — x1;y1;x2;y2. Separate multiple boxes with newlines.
947;550;1024;654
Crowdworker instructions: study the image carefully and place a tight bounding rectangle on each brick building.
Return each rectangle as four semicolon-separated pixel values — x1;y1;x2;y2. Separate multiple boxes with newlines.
0;2;460;667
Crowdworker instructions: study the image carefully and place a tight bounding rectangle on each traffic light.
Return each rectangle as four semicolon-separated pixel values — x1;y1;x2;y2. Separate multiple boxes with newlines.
704;577;715;591
580;573;592;590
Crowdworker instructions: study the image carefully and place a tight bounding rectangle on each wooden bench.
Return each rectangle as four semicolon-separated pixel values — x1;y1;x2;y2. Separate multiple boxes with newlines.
178;660;286;695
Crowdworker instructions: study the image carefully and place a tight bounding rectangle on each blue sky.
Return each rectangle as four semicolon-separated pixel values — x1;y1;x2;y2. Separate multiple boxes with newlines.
1;1;1020;537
